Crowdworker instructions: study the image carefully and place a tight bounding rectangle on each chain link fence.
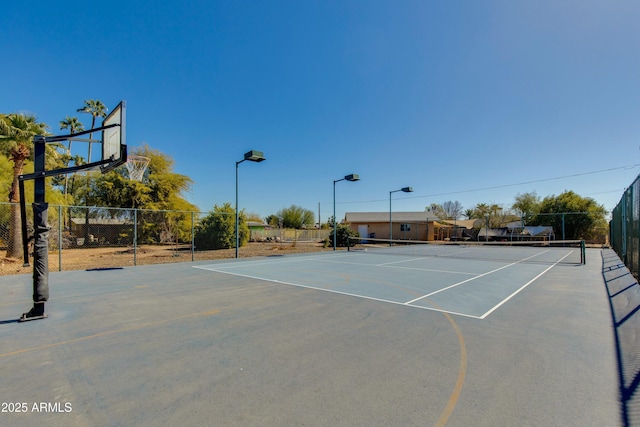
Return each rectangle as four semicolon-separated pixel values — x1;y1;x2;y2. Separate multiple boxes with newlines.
0;203;331;273
611;175;640;278
0;199;614;275
250;228;331;242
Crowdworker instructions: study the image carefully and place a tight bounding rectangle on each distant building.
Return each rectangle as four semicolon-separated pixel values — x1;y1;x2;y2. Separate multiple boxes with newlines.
344;213;555;241
247;221;271;231
345;211;440;241
70;217;130;245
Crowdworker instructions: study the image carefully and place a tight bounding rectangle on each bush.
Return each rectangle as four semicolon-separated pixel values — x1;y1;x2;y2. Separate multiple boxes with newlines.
328;223;359;248
194;203;249;250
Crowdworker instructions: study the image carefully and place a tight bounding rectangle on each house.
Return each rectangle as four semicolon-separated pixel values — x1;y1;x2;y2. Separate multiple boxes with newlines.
345;211;441;241
247;221;271;231
344;213;556;242
247;221;274;242
70;217;131;245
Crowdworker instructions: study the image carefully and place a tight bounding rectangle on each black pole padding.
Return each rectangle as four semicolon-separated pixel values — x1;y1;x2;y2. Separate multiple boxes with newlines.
18;179;29;267
32;202;49;303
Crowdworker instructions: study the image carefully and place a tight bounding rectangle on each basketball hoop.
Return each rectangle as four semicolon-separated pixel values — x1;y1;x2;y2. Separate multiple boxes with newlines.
125;155;150;181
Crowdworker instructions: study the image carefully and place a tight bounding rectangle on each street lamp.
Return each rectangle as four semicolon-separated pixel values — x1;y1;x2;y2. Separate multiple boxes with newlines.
333;174;360;250
390;187;413;242
236;150;265;258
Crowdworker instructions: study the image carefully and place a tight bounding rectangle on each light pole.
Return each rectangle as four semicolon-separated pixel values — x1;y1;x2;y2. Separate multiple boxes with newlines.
236;150;265;258
333;174;360;250
389;187;413;242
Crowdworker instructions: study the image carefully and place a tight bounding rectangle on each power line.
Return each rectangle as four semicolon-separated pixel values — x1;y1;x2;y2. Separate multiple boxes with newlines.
334;164;640;205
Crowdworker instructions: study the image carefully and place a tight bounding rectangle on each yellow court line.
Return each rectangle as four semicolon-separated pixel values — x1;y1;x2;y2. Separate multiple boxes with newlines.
0;309;220;359
435;308;468;427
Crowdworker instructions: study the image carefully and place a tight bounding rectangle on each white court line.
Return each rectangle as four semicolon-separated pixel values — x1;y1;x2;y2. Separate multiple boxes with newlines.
194;247;574;319
371;250;473;266
312;257;476;275
193;265;483;319
195;253;349;270
378;264;477;276
478;251;574;319
197;253;478;276
404;250;553;305
376;256;434;266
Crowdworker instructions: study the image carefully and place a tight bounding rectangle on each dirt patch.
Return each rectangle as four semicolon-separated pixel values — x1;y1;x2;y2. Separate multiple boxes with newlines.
0;242;336;276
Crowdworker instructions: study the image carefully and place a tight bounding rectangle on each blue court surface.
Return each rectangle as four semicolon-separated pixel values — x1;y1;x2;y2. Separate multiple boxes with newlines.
195;245;583;319
0;248;621;426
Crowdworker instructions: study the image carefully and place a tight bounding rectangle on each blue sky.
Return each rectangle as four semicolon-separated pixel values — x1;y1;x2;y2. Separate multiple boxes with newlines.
2;1;639;222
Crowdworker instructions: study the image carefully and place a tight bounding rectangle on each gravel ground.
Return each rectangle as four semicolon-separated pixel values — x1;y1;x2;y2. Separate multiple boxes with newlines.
0;241;336;276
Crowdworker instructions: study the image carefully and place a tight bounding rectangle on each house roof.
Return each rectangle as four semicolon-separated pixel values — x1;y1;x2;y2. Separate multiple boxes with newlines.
247;221;271;228
477;225;555;238
438;219;483;229
71;218;129;225
345;211;440;223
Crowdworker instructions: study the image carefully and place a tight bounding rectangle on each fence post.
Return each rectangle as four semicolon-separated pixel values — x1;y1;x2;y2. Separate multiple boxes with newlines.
58;206;62;271
134;208;138;266
622;190;627;263
191;211;195;262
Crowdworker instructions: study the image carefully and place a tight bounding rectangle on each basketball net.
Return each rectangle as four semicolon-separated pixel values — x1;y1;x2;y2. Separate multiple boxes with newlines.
125;155;150;181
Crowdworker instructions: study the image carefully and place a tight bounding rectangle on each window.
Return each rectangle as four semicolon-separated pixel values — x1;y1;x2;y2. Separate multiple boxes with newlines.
400;224;411;231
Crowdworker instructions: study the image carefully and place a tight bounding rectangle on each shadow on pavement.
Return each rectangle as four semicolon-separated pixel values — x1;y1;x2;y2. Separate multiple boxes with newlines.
603;249;640;427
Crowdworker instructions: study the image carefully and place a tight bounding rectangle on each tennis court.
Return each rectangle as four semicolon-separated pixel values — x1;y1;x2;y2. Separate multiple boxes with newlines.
0;246;619;426
196;239;586;319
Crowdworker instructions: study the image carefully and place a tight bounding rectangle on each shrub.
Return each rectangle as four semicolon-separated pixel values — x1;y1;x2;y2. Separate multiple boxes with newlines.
194;203;249;250
328;223;359;248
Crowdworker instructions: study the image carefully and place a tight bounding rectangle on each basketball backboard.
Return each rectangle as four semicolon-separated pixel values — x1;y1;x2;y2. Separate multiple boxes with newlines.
17;99;129;272
100;100;127;172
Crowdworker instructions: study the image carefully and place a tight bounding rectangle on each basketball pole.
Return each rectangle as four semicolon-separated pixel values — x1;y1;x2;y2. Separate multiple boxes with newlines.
16;113;126;321
27;136;50;318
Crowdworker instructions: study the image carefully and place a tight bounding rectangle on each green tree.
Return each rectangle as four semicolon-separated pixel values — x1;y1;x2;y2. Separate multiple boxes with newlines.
0;114;10;136
59;116;84;135
76;100;108;245
328;223;359;248
74;145;197;244
276;205;315;229
194;203;249;250
530;191;607;240
58;116;85;200
473;203;491;218
75;145;194;211
0;113;49;258
77;100;107;162
265;214;281;227
512;192;541;224
138;145;194;210
245;212;263;223
428;203;446;220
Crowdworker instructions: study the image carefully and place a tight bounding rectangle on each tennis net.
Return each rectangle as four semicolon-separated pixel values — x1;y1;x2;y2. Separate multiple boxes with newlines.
346;237;586;265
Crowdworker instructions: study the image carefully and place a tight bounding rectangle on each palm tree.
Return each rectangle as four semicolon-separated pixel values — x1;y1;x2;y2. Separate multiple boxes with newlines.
59;116;85;228
59;116;84;197
77;100;108;245
0;114;11;136
59;115;84;135
0;113;48;258
474;203;491;219
77;100;107;162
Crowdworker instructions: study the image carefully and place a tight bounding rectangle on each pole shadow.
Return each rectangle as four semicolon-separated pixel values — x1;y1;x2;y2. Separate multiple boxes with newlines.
602;249;640;427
